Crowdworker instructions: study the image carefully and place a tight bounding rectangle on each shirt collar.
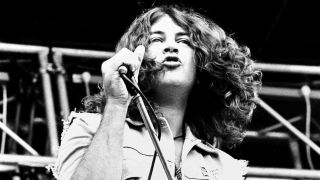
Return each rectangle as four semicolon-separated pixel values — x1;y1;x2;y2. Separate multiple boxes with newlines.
185;126;218;154
125;117;218;154
125;117;144;127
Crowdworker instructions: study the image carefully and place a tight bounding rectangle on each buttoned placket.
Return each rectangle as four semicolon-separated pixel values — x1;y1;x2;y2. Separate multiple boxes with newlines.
179;128;202;180
156;118;207;180
157;117;176;177
124;117;219;180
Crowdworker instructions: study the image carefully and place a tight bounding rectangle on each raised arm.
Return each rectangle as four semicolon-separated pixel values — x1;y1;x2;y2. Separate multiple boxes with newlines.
55;46;145;180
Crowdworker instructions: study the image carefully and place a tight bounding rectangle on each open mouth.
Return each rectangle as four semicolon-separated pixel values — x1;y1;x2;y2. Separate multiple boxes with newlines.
163;56;180;63
162;56;181;67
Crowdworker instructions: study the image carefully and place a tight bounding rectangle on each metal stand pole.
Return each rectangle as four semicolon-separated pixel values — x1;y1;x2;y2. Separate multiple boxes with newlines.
133;94;174;180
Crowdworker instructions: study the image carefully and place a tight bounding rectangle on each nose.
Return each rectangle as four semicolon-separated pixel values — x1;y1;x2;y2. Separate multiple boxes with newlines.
163;44;178;54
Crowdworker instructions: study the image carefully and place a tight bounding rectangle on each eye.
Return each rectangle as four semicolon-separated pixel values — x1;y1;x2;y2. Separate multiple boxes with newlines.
150;37;163;43
177;38;190;45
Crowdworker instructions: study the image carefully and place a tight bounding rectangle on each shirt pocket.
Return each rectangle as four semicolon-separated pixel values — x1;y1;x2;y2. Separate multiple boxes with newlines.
184;166;211;180
122;159;143;180
122;146;154;180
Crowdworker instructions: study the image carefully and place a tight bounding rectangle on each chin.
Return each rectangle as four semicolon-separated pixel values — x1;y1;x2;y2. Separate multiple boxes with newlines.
158;79;192;88
156;71;195;88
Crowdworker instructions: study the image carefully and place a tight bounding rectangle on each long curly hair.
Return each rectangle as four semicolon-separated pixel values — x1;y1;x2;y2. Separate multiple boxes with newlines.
81;5;262;148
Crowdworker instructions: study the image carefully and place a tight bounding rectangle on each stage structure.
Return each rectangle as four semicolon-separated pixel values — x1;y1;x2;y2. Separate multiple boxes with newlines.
0;42;320;179
0;43;59;157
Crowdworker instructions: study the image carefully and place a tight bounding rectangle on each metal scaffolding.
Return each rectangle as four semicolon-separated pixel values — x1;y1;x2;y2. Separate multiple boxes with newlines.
1;42;320;179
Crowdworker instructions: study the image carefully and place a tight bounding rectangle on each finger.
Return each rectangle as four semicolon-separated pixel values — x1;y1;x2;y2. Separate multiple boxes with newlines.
102;48;128;73
134;45;145;62
133;45;145;80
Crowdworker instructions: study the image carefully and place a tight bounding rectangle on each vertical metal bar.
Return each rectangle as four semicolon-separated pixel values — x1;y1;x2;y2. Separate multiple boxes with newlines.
82;71;91;96
38;51;59;157
12;102;22;152
1;85;8;154
27;102;36;145
52;52;70;122
288;139;302;169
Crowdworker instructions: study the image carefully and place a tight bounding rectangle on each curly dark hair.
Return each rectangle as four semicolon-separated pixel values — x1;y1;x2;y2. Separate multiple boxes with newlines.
80;5;262;148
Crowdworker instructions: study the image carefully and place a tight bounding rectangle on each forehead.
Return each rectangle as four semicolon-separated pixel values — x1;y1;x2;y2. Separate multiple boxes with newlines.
150;15;186;34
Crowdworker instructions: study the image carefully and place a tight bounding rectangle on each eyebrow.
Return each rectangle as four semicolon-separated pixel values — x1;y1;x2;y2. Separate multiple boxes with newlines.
150;30;189;36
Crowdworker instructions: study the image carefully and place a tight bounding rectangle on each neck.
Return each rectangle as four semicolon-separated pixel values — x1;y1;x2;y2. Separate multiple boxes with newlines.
153;86;190;137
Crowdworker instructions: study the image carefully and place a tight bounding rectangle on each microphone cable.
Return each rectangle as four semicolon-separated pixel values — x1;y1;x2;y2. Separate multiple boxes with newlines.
301;85;315;169
119;72;162;179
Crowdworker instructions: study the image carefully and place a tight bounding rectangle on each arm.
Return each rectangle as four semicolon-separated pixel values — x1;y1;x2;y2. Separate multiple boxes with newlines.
70;101;128;180
68;46;145;180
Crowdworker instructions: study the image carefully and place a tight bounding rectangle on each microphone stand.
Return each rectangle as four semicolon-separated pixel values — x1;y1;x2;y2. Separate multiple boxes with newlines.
120;70;174;180
133;94;174;180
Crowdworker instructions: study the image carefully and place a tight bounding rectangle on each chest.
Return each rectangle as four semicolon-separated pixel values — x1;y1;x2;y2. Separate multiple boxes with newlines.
121;127;223;180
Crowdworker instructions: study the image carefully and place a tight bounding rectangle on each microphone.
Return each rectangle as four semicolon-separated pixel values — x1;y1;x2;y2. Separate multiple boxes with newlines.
118;65;128;75
119;65;134;79
118;65;137;96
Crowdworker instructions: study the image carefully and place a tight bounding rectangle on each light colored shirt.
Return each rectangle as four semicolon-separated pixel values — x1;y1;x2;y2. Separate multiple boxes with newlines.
51;111;248;180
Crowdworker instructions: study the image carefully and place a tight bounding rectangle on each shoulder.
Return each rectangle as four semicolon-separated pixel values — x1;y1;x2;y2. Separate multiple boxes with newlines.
68;111;102;126
215;148;248;179
50;112;103;179
60;111;102;140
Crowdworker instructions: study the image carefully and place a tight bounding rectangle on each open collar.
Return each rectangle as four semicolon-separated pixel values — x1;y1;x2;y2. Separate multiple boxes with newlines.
125;117;218;155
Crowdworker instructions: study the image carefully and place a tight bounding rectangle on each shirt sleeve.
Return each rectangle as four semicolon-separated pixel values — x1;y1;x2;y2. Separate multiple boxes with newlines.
50;112;101;180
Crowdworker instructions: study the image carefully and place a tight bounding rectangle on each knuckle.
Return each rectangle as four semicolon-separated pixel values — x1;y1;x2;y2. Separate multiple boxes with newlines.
101;61;108;71
101;60;113;73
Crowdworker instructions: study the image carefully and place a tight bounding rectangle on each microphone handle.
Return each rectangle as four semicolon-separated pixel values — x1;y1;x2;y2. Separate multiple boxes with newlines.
118;65;138;96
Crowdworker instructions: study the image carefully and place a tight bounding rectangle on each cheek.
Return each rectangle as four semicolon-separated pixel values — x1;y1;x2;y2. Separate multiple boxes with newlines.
184;50;196;69
187;54;197;78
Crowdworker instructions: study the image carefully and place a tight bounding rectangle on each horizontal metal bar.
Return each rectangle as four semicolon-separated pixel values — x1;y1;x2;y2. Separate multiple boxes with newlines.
0;164;18;172
247;167;320;179
52;47;114;59
260;86;320;100
245;131;291;140
256;63;320;75
72;73;101;84
0;154;56;167
246;178;291;180
0;42;48;53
